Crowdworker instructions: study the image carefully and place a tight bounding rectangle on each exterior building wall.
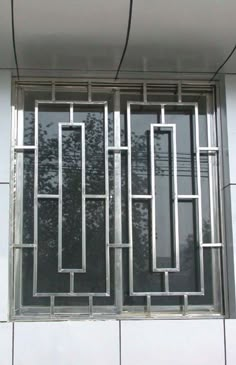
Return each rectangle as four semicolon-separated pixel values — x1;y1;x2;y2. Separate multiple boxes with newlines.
0;70;236;364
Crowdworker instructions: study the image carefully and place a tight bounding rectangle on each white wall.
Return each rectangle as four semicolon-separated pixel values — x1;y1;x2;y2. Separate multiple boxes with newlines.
0;70;11;321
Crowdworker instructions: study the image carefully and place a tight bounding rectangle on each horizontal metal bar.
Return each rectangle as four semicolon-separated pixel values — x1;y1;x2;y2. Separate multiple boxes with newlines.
151;123;177;129
201;243;223;248
85;194;106;199
18;303;216;313
18;78;215;87
177;195;199;200
59;268;86;273
33;292;110;297
153;267;180;273
12;244;36;249
36;100;107;105
14;145;36;151
130;291;204;297
13;313;224;322
59;122;84;128
37;194;59;199
128;101;197;107
108;146;128;152
199;147;219;152
132;195;152;199
109;244;131;248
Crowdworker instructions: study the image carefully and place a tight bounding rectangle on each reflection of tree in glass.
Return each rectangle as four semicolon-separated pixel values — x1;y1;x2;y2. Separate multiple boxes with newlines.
128;114;212;296
22;106;213;304
23;110;109;296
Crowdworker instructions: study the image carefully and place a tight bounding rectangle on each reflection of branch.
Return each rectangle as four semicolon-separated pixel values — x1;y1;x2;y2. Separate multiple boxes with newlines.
23;108;212;297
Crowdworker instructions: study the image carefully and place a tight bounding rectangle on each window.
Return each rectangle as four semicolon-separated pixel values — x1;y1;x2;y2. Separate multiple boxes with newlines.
11;81;224;319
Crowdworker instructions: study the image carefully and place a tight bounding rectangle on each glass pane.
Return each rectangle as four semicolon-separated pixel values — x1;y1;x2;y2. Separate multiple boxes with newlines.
61;126;83;269
130;104;161;195
154;126;175;269
74;105;105;194
38;104;70;195
169;200;200;293
24;90;51;146
74;200;106;293
165;105;196;196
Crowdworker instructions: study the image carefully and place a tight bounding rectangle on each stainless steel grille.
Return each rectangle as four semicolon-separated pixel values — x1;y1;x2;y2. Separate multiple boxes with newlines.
11;80;224;319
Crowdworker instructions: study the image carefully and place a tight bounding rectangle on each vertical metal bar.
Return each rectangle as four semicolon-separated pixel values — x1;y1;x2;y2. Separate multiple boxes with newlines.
178;81;182;103
173;125;180;270
127;103;134;295
143;82;147;103
207;93;221;311
161;105;165;124
50;296;55;315
14;90;24;313
70;103;73;124
10;87;18;317
215;85;227;315
164;272;169;292
195;103;204;292
33;101;39;294
81;123;86;271
58;123;63;271
150;124;157;271
89;295;93;317
183;294;188;315
146;295;151;315
88;82;92;102
114;90;123;313
70;272;74;293
207;94;215;244
52;82;56;101
104;102;110;294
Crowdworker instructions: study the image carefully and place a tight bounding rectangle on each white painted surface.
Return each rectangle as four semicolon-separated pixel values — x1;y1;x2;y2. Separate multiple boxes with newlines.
1;0;236;73
227;185;236;314
225;319;236;365
0;1;13;67
14;321;119;365
0;70;11;183
0;323;12;365
225;75;236;184
0;184;9;321
121;319;225;365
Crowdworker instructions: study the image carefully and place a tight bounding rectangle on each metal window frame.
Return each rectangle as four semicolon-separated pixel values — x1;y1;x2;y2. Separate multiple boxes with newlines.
150;123;179;272
10;80;225;320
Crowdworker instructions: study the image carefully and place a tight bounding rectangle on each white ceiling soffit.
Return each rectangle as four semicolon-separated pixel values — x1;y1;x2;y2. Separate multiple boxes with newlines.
0;0;14;67
122;0;236;74
8;0;130;72
1;0;236;75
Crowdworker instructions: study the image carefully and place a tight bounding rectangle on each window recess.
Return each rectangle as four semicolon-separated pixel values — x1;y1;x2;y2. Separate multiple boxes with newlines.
11;81;224;319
